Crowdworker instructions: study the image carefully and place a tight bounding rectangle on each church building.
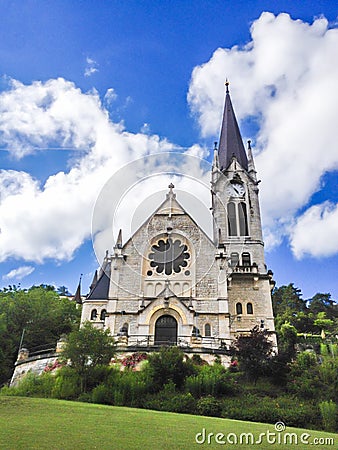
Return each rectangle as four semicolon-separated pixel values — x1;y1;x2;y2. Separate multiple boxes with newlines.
81;83;276;361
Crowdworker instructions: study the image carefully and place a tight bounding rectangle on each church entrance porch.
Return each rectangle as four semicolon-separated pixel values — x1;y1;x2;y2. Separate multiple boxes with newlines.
154;315;177;345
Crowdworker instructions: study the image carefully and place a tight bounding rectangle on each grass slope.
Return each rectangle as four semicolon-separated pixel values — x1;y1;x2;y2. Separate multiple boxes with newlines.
0;397;337;449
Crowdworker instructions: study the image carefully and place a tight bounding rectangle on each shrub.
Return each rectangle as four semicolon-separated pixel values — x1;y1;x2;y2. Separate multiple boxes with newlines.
97;369;149;407
196;396;222;417
319;400;337;432
144;383;197;414
114;370;148;407
221;394;320;429
52;366;81;400
77;392;93;403
318;358;338;398
320;343;329;356
292;351;317;373
229;326;274;383
145;347;195;391
185;365;239;398
191;355;208;366
91;384;113;405
287;356;338;401
1;372;54;398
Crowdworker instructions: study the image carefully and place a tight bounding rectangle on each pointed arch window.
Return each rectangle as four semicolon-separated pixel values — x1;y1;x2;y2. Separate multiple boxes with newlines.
90;309;97;320
227;202;237;236
236;302;243;315
204;323;211;337
239;202;249;236
247;303;253;315
100;309;107;321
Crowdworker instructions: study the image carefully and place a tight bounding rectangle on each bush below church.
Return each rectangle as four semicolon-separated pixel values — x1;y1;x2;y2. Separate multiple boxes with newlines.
185;364;240;398
221;394;321;429
2;348;338;432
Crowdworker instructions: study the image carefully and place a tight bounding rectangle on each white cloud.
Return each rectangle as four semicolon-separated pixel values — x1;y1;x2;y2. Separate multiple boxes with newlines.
0;78;105;157
140;122;150;134
188;12;338;257
3;265;35;280
0;78;195;264
290;202;338;259
84;57;99;77
2;12;338;266
104;87;117;105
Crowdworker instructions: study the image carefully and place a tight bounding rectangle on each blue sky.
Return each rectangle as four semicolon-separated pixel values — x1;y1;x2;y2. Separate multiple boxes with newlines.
0;1;337;302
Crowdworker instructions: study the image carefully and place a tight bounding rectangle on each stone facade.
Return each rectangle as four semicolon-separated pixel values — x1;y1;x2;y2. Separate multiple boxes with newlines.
81;89;276;357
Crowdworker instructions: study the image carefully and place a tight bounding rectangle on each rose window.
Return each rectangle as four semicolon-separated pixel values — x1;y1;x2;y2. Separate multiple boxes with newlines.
149;238;190;275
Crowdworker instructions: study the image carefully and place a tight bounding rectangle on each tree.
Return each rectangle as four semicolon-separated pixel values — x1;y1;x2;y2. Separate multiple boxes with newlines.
61;322;116;392
0;285;80;385
272;284;307;332
145;346;195;391
279;322;298;357
229;326;274;383
313;312;334;333
57;286;71;296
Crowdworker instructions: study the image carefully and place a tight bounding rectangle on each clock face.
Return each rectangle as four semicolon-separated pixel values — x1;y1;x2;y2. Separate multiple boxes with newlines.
227;183;245;197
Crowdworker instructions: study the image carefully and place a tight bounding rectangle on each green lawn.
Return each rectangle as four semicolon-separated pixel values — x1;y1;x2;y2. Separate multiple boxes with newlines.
0;396;336;449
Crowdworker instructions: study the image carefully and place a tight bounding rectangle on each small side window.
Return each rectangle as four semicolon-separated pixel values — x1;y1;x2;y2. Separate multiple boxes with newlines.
236;302;243;315
230;252;239;268
242;252;251;266
90;309;97;320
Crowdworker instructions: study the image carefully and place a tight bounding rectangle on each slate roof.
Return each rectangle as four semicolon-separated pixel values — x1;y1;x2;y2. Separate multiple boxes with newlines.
87;264;111;300
218;87;248;171
73;281;82;305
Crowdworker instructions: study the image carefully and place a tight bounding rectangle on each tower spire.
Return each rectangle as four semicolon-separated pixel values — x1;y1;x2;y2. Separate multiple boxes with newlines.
218;82;248;171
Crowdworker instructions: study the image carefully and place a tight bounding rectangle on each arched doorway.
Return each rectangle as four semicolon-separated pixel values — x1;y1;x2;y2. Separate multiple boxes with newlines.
154;315;177;345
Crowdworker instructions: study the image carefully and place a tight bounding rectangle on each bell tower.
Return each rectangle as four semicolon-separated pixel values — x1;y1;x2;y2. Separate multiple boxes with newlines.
211;82;276;340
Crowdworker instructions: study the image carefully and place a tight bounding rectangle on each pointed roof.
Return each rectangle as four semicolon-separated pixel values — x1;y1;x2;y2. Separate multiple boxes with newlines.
87;264;111;300
73;275;82;305
89;270;98;291
218;82;248;171
122;184;215;249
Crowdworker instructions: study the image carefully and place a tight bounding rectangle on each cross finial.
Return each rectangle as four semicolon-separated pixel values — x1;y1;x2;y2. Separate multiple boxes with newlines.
168;183;174;194
225;79;230;94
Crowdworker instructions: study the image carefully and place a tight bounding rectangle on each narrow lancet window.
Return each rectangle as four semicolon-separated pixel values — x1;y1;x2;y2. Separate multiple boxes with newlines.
227;202;237;236
239;202;249;236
